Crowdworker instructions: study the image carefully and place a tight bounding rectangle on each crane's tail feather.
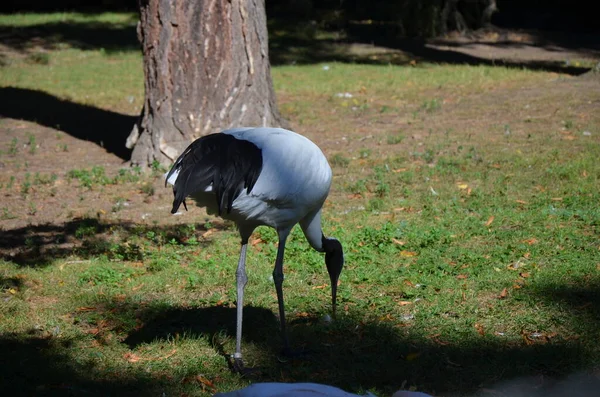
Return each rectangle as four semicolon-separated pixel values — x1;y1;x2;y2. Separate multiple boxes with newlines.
165;133;263;215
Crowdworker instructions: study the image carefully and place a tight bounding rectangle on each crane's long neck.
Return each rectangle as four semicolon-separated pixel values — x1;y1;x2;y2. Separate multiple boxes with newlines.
322;235;344;316
300;209;344;316
300;209;328;252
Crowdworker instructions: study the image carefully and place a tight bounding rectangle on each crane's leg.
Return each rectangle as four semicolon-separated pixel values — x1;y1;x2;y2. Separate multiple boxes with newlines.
273;230;291;355
232;242;248;372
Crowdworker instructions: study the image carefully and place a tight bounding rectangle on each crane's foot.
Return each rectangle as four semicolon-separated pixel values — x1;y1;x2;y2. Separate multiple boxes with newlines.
231;357;261;376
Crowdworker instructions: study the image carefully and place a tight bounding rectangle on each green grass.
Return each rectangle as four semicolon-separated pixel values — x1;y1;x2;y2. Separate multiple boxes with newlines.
0;11;142;112
0;12;138;27
1;11;600;397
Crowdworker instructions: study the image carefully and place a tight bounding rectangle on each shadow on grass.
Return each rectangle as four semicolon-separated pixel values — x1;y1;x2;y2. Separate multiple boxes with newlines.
2;302;598;396
100;297;598;396
2;272;599;395
0;15;139;53
0;336;166;396
0;87;136;160
525;280;600;343
1;13;597;76
268;22;595;75
124;304;282;371
0;217;230;267
535;282;600;316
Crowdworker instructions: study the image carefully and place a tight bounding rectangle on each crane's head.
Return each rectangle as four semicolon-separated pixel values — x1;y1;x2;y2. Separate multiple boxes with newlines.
322;236;344;317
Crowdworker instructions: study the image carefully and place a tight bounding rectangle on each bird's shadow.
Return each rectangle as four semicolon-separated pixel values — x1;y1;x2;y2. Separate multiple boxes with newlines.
0;87;136;160
2;278;600;396
124;305;282;367
115;281;600;395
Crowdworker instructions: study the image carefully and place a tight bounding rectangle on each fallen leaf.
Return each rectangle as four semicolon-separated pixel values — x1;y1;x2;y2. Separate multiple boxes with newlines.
498;288;508;299
457;183;469;190
202;229;216;238
519;272;530;278
312;284;328;290
196;375;216;391
158;349;177;361
379;314;394;322
474;323;485;336
551;197;563;201
485;216;495;227
508;260;524;270
76;306;96;312
456;274;468;280
521;330;534;345
393;168;408;173
295;312;310;318
391;238;405;245
515;200;528;205
522;238;538;245
398;301;412;306
250;237;264;246
403;279;415;287
429;334;450;345
400;250;418;257
124;352;142;363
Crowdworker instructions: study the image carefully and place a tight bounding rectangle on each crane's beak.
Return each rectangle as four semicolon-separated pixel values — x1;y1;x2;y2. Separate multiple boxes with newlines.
325;240;344;317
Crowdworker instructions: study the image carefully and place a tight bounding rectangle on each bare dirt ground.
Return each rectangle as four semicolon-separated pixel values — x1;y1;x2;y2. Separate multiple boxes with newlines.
1;28;599;241
429;28;600;64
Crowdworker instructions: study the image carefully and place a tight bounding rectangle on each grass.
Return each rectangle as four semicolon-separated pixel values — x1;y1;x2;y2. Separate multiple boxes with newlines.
1;11;600;397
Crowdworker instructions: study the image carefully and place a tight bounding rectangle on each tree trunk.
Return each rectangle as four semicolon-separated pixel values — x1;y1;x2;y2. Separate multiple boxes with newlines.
127;0;288;167
440;0;459;35
480;0;498;28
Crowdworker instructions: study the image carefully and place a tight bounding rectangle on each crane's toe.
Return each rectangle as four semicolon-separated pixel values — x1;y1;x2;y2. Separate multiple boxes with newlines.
231;358;261;376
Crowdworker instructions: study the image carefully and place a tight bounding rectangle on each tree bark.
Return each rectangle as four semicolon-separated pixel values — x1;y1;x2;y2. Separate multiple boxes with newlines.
480;0;498;28
440;0;497;35
128;0;288;167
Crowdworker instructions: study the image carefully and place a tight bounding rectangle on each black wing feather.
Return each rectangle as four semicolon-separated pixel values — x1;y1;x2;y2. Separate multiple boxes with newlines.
166;133;263;215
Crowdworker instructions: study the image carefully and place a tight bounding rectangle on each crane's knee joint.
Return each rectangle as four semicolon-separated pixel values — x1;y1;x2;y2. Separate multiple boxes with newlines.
236;271;248;286
272;271;284;285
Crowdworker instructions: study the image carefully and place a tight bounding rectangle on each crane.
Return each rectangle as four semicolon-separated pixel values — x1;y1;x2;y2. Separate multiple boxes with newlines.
165;127;344;372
